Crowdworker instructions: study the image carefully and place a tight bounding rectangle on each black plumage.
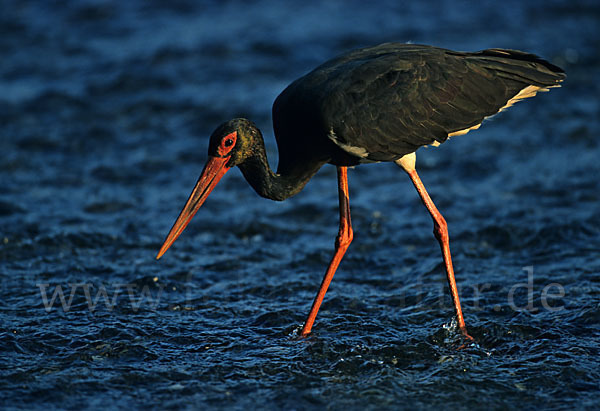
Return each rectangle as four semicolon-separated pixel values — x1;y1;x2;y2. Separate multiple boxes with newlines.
273;43;565;167
157;43;565;337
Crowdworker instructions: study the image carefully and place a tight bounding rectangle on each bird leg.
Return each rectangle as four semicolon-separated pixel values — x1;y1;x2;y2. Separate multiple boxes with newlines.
301;166;353;336
397;154;472;340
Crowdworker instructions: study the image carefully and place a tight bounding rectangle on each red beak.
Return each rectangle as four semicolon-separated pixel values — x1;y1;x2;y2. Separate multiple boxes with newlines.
156;156;231;259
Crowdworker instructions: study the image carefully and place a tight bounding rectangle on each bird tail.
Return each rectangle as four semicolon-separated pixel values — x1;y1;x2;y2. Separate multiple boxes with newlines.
467;48;566;88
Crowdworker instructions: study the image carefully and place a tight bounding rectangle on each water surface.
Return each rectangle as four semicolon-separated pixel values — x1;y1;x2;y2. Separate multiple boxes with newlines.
1;0;599;409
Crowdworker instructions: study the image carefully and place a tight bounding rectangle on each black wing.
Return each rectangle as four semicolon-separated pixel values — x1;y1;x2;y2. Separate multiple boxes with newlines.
278;43;565;163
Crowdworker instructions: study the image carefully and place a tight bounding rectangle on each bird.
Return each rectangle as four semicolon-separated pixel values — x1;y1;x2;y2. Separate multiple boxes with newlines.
156;42;565;338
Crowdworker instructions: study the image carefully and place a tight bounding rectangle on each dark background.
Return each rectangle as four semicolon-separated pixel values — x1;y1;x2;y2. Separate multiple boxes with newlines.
1;0;599;409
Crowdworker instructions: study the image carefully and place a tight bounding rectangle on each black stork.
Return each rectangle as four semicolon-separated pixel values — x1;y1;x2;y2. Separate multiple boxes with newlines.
156;43;565;338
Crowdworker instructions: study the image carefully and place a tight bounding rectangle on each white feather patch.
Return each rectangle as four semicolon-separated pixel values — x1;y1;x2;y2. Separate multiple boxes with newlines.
328;128;370;158
445;83;561;139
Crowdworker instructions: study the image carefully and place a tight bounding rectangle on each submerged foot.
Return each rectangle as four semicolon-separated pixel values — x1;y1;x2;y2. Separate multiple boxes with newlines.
457;330;475;350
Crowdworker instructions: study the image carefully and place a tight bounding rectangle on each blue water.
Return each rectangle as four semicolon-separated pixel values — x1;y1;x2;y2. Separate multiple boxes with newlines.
1;0;599;409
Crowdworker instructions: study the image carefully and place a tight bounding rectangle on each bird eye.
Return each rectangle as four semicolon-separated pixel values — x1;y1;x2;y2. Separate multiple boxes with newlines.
217;131;237;156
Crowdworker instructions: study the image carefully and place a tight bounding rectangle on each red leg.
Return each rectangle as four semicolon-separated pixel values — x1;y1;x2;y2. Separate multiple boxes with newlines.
398;155;471;339
301;166;353;336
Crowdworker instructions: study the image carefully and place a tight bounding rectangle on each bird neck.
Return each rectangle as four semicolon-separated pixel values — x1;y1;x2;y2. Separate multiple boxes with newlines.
237;136;324;202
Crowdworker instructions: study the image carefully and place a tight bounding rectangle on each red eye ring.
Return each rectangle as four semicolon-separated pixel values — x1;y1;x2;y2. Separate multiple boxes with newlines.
216;131;237;156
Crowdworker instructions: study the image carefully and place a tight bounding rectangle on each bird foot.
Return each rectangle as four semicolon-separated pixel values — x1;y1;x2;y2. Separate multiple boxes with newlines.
289;324;312;340
461;328;474;341
456;327;476;350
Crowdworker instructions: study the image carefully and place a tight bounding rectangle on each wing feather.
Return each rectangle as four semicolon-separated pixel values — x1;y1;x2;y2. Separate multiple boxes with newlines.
273;43;565;164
